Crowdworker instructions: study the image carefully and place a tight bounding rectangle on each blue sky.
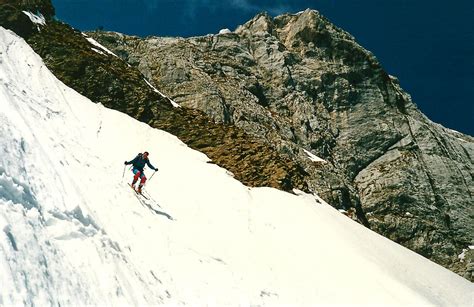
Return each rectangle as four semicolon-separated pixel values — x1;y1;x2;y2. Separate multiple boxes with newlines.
52;0;473;135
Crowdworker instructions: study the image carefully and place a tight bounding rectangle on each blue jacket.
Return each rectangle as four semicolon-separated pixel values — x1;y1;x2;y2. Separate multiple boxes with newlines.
125;154;158;171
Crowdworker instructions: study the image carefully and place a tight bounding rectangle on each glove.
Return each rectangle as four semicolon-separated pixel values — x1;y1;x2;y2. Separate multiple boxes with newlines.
154;168;158;171
124;161;128;165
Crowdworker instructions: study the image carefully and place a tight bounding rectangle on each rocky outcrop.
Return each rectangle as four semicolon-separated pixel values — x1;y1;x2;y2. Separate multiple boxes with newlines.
88;10;474;279
0;0;54;38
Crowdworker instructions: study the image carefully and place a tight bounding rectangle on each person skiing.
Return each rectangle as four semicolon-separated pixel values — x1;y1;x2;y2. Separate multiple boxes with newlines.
124;151;158;193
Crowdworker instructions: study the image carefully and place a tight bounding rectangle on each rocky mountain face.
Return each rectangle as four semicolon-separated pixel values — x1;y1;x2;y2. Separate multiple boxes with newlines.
88;10;474;279
1;1;472;280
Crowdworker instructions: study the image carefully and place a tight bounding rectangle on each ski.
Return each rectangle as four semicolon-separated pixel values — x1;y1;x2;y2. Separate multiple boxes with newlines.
128;183;149;199
138;192;149;200
127;184;173;220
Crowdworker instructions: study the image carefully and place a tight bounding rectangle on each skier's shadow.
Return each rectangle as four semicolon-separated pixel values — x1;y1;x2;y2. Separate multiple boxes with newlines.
143;202;174;220
136;196;174;220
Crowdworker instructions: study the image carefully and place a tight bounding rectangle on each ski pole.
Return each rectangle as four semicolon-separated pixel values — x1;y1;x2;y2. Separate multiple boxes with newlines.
122;164;127;179
148;170;158;182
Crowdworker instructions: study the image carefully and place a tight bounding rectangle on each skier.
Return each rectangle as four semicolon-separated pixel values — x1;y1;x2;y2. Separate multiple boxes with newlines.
124;151;158;193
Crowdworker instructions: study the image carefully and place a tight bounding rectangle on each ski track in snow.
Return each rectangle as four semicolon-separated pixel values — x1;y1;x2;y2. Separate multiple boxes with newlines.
0;27;472;306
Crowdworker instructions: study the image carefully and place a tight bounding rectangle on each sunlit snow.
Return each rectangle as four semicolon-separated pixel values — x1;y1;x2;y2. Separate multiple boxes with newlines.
0;27;472;306
83;33;119;58
22;11;46;26
303;149;326;163
219;28;231;34
143;78;180;108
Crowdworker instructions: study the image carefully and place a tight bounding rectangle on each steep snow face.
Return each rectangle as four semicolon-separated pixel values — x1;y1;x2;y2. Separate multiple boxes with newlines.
0;27;472;306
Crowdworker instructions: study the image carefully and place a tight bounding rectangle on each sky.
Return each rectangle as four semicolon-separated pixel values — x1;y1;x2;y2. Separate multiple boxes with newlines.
1;26;472;305
51;0;474;136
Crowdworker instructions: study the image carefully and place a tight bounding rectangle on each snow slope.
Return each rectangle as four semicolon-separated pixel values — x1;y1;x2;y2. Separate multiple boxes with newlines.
0;27;472;306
